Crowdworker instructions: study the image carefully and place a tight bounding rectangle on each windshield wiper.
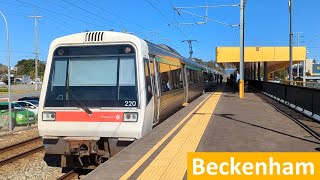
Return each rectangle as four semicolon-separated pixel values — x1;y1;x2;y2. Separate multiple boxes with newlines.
66;86;92;115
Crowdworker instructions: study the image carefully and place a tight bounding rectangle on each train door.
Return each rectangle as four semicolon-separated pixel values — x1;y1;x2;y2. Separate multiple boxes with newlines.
182;64;189;104
149;57;161;125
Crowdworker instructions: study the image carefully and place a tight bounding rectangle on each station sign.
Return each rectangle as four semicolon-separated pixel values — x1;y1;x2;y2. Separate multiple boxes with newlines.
312;64;320;74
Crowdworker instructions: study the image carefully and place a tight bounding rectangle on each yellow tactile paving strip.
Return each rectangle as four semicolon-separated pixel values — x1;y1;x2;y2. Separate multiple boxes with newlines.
119;91;216;180
137;91;222;180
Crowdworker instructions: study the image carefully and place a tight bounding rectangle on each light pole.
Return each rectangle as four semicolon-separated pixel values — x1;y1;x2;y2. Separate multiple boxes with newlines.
289;0;293;82
239;0;245;98
28;14;43;90
0;11;12;131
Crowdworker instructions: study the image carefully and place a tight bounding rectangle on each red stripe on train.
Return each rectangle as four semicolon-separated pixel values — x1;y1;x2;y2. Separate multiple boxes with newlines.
55;112;123;122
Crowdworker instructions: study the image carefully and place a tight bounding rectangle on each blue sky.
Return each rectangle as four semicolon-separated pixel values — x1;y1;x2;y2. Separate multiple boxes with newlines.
0;0;319;66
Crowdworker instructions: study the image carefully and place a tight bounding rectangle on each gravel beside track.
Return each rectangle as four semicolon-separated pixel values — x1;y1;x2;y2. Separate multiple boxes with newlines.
0;127;39;149
0;126;92;179
0;138;42;161
0;151;64;180
0;127;67;179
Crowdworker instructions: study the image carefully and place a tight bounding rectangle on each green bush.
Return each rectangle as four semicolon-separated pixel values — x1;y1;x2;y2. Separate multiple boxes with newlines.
0;88;8;92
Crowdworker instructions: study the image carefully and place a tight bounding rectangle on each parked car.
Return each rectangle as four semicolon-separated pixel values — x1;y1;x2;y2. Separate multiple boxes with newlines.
15;100;39;116
0;82;6;87
18;96;39;101
30;81;42;84
0;102;36;127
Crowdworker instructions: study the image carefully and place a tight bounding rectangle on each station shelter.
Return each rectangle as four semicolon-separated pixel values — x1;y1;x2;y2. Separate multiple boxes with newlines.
216;46;307;80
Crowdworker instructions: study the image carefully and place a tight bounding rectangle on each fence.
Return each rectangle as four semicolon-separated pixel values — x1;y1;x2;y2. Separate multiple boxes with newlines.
280;80;320;89
0;111;36;133
249;80;320;116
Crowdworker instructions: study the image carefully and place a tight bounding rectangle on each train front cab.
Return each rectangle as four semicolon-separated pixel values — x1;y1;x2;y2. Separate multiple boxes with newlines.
39;33;155;168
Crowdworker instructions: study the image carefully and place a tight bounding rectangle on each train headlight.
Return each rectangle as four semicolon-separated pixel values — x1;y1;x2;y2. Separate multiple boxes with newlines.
124;47;131;54
123;112;138;122
42;112;56;121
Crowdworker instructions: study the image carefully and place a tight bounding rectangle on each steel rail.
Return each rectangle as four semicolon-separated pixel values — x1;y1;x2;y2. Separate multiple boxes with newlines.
0;145;44;166
57;169;79;180
0;136;41;154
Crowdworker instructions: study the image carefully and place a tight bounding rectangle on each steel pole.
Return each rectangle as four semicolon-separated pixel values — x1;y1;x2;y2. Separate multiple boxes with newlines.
35;16;38;90
239;0;245;98
303;59;306;86
0;11;12;131
289;0;293;82
264;62;267;81
258;62;261;81
296;33;300;77
28;14;43;90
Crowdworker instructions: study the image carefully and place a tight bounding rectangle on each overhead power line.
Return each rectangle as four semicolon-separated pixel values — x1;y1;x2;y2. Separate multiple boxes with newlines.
1;9;80;33
144;0;189;38
60;0;125;29
172;4;239;27
81;0;152;31
0;50;35;54
16;0;107;29
0;1;29;8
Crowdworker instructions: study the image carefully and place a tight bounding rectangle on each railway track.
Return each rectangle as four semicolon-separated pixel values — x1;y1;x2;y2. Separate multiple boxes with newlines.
0;136;44;166
57;169;80;180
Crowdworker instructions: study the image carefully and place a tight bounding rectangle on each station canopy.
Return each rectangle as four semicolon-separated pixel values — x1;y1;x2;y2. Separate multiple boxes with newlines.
216;46;306;74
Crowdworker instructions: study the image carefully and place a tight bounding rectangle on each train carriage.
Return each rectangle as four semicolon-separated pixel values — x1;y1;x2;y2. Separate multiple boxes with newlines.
38;31;221;168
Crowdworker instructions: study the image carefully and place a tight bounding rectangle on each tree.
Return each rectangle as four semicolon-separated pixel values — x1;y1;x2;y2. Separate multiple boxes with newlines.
193;57;205;65
0;63;7;75
274;69;288;80
15;59;46;79
206;60;214;68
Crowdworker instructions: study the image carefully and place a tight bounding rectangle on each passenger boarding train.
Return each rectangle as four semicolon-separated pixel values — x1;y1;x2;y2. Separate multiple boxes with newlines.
38;31;222;168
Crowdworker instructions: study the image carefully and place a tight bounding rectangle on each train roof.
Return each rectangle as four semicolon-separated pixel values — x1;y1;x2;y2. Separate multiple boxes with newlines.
49;31;223;75
146;41;204;71
146;41;222;74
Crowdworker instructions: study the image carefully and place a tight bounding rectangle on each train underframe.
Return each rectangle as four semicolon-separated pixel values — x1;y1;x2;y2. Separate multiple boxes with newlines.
43;136;134;169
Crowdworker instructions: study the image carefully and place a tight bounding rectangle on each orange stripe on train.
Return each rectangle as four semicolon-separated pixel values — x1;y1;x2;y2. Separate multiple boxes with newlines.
55;112;123;122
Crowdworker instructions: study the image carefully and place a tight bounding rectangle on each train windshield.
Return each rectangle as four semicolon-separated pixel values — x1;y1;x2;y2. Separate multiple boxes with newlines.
44;45;138;107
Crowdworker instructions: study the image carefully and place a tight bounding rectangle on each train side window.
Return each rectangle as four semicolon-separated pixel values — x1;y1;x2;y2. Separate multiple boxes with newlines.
200;71;205;82
169;65;182;90
196;71;199;82
196;70;200;82
197;71;202;83
144;59;152;103
159;63;172;92
149;61;157;93
52;60;67;86
190;69;196;85
187;69;192;86
192;70;196;83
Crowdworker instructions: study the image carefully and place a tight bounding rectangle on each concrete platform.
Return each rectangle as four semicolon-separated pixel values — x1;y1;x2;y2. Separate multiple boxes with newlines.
84;85;320;180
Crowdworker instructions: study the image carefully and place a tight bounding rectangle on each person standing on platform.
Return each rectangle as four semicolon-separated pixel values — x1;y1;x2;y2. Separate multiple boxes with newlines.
234;70;240;93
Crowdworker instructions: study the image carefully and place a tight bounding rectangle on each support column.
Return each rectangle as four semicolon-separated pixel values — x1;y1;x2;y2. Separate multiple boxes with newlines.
258;62;261;81
244;64;247;81
264;62;267;81
297;62;300;77
250;62;253;80
303;60;306;86
239;0;245;98
253;62;256;80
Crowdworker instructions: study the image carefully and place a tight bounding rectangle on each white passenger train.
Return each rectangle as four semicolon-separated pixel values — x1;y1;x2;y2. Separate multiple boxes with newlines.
38;31;222;168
